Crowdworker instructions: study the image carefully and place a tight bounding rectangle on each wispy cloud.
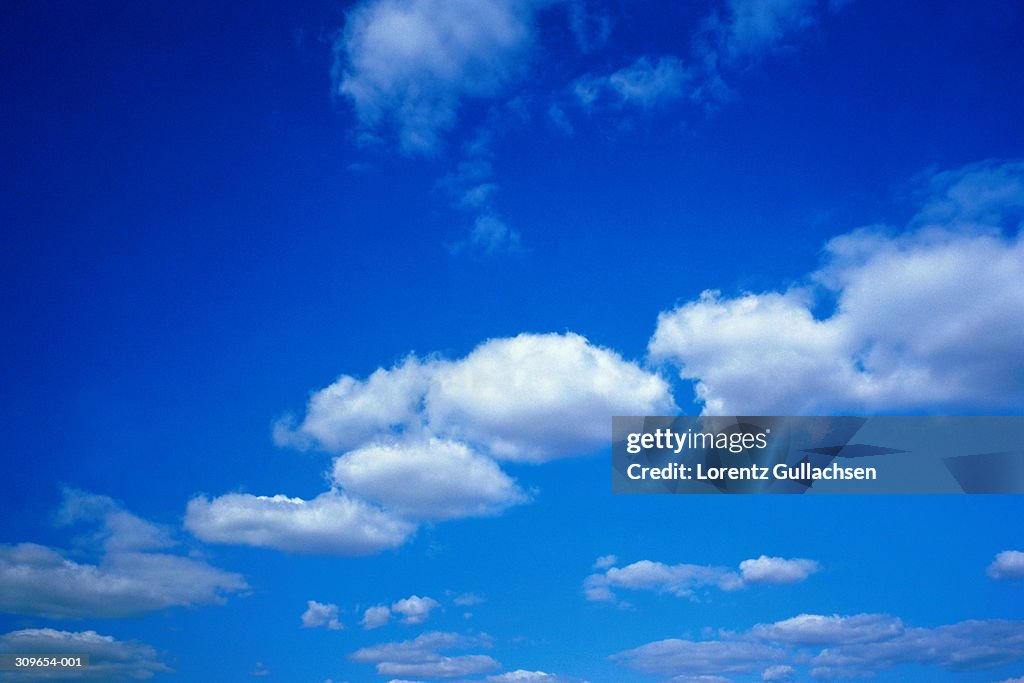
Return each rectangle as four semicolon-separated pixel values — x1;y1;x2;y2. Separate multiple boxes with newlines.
0;489;246;619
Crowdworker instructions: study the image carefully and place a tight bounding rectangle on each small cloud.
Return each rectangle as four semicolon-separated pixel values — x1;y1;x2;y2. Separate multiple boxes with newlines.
989;550;1024;581
302;600;344;630
362;604;392;630
593;555;618;570
739;556;820;585
454;593;485;607
392;595;441;624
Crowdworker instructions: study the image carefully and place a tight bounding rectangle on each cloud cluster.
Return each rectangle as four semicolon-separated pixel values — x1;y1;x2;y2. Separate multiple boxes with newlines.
0;628;168;681
650;160;1024;414
584;555;818;603
361;595;442;629
350;631;499;679
190;333;673;555
613;613;1024;681
0;489;245;619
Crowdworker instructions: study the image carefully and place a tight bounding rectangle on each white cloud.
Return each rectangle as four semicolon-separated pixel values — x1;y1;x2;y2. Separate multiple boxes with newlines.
614;613;1024;681
332;438;527;521
0;490;246;619
335;0;540;154
425;333;676;461
0;629;168;681
274;356;432;453
913;159;1024;226
584;560;741;602
363;604;393;629
351;631;499;679
806;619;1024;679
486;671;579;682
989;550;1024;581
184;492;414;555
612;639;787;678
302;600;344;630
282;332;675;462
392;595;441;624
750;613;904;646
453;592;485;606
650;161;1024;415
585;555;817;602
761;664;795;681
739;556;820;585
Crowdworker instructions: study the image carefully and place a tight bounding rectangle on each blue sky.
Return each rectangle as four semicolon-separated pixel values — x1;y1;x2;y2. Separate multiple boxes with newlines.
2;0;1024;681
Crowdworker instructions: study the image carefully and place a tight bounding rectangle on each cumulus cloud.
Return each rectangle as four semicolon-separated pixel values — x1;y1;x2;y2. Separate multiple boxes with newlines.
613;613;1024;681
204;332;672;554
302;600;344;630
392;595;441;624
584;555;817;602
334;0;540;153
989;550;1024;581
282;332;675;462
0;490;245;619
363;604;393;629
184;492;414;555
424;333;675;461
351;631;499;679
0;628;168;681
650;161;1024;415
739;556;820;585
332;439;527;520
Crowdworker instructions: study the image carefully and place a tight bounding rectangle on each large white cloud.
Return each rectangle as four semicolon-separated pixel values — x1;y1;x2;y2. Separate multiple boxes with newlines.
184;492;414;555
0;629;168;681
650;161;1024;415
282;332;675;462
331;438;527;520
426;333;675;461
335;0;540;153
0;490;245;619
